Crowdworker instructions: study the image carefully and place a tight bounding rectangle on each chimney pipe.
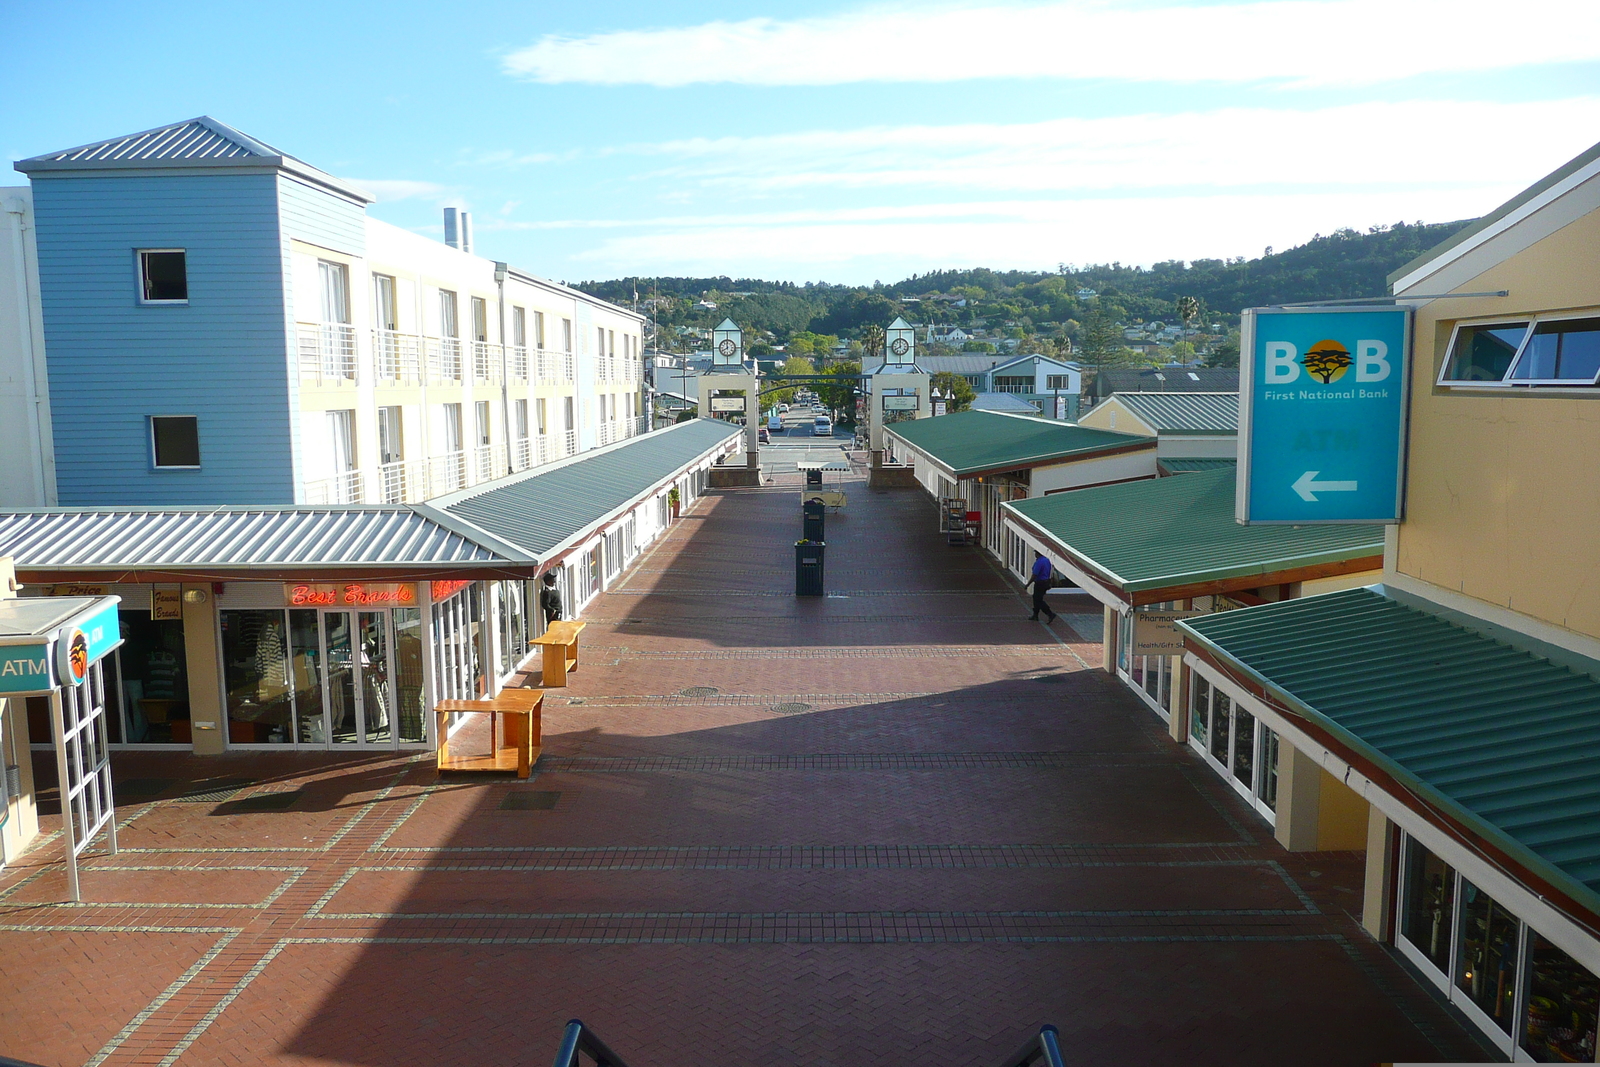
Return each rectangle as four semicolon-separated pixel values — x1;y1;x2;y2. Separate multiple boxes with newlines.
443;207;459;249
460;212;473;254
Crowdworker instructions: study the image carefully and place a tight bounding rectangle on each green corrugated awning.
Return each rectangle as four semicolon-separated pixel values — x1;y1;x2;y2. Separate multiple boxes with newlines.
428;419;740;560
1003;468;1382;596
1102;392;1238;434
1181;587;1600;915
1158;458;1238;474
885;410;1150;478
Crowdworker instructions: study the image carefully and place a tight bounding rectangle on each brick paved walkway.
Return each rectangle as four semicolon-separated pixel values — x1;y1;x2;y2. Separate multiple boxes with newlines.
0;466;1489;1066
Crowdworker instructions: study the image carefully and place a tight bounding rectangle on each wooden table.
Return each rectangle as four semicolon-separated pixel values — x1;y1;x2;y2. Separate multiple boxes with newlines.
435;688;543;778
531;620;587;686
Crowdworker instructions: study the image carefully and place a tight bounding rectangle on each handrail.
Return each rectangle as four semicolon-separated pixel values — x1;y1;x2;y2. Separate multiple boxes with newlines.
553;1018;632;1067
998;1024;1065;1067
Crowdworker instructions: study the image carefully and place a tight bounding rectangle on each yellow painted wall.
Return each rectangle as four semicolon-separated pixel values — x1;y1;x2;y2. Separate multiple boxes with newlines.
1316;767;1370;851
1076;397;1155;437
1399;203;1600;639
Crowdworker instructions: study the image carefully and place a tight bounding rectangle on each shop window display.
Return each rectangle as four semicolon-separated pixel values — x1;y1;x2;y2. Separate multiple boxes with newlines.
1231;705;1255;790
1521;932;1600;1063
1457;877;1522;1034
221;610;294;744
113;611;188;743
394;607;425;743
1258;730;1279;811
1209;690;1232;768
1190;675;1210;747
1401;839;1457;976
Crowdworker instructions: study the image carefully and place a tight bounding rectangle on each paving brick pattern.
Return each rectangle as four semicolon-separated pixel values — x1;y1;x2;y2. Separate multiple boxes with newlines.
0;468;1490;1066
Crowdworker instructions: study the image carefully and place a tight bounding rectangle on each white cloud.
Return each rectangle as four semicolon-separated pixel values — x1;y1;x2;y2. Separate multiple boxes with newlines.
349;178;447;202
503;0;1600;87
628;98;1600;195
562;188;1510;281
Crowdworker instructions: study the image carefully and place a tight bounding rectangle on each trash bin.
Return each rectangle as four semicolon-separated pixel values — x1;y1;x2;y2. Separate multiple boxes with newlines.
795;540;825;596
802;500;826;542
805;469;823;488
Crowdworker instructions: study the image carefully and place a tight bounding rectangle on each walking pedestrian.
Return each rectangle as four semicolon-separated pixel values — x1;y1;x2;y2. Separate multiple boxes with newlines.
1027;552;1058;623
539;571;563;626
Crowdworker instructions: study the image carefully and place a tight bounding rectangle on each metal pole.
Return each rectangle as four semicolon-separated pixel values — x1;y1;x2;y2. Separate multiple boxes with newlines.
50;689;78;902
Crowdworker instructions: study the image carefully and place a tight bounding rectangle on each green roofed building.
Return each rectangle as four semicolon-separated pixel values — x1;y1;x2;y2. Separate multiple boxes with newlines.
883;410;1155;567
1078;391;1238;469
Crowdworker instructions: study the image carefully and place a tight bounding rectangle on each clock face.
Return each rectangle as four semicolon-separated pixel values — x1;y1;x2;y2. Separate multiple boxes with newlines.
718;339;737;357
890;337;910;356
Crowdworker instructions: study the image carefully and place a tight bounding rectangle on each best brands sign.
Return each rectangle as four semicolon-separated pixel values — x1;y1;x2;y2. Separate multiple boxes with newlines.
1237;306;1411;524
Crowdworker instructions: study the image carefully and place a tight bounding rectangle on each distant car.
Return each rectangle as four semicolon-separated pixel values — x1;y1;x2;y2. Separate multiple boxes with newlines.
777;403;789;413
758;428;771;443
768;415;783;431
813;416;833;436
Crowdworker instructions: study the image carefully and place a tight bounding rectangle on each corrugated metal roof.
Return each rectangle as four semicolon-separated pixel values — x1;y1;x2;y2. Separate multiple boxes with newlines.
886;410;1149;477
1101;392;1238;434
1159;458;1238;474
863;354;1004;376
0;508;513;569
1004;467;1382;593
969;392;1040;413
1181;587;1600;912
23;117;281;163
1089;367;1238;402
434;419;740;558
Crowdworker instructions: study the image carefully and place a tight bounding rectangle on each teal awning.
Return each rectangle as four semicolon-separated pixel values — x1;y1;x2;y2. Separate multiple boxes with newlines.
1181;587;1600;915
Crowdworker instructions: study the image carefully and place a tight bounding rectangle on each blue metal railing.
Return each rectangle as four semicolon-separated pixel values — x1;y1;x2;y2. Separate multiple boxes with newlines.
553;1019;631;1067
999;1024;1065;1067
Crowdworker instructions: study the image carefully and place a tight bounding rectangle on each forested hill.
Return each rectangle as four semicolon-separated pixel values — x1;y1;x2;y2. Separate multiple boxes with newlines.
572;219;1474;339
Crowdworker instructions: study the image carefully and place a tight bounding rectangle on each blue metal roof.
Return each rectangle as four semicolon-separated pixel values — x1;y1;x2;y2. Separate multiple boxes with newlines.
1182;587;1600;914
430;420;740;559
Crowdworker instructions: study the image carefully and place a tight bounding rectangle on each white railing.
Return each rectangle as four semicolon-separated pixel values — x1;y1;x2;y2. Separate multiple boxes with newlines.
598;422;617;446
563;430;577;456
628;415;649;438
428;451;466;494
378;460;420;503
429;337;463;381
533;351;557;384
373;330;421;382
298;323;357;383
472;444;503;483
511;437;532;472
537;435;554;465
305;469;363;504
472;341;498;381
993;382;1032;394
509;345;528;381
562;353;576;381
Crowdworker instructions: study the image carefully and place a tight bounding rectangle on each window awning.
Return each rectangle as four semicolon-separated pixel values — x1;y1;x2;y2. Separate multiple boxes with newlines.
1181;586;1600;920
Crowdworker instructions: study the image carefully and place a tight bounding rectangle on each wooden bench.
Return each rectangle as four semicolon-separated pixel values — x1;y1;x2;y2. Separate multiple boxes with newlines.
531;620;587;687
436;688;543;778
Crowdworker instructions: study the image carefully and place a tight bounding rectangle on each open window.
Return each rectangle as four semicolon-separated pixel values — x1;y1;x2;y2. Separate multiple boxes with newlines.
138;250;188;303
149;416;200;468
1439;314;1600;387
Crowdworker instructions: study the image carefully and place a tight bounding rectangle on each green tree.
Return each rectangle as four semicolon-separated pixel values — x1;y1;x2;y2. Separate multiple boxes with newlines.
960;340;997;353
764;355;816;408
1076;305;1138;371
930;371;975;413
815;361;861;422
1206;329;1241;368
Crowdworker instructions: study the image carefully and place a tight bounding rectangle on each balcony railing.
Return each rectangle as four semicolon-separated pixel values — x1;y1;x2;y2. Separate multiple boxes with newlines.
373;330;421;383
298;323;356;384
537;434;555;465
598;422;617;446
304;469;363;505
377;460;419;504
508;345;528;381
471;444;504;483
993;382;1033;394
511;437;532;472
471;341;498;381
429;338;463;381
428;450;466;495
563;353;576;381
563;429;577;456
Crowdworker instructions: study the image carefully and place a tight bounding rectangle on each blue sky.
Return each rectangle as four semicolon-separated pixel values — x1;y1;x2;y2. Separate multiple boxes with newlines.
5;0;1600;285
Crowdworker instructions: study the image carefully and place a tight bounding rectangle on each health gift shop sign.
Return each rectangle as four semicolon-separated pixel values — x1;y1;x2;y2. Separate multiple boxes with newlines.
1237;306;1411;525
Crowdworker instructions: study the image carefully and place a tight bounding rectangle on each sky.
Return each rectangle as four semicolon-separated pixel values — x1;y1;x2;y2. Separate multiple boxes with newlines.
4;0;1600;286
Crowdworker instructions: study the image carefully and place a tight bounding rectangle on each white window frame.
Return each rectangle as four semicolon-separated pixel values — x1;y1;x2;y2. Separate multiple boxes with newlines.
1437;310;1600;389
136;248;188;305
149;414;201;470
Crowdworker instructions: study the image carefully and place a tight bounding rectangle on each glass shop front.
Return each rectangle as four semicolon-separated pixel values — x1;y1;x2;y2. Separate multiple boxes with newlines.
1398;832;1600;1062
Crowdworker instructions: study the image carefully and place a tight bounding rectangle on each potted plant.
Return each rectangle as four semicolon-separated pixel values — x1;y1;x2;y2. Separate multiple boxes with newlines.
668;486;681;519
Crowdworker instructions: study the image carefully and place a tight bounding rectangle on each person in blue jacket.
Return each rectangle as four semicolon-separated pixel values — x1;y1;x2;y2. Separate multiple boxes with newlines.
1027;552;1058;624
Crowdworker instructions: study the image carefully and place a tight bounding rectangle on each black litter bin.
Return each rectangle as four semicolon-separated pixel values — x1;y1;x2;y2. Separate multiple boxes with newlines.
795;540;826;596
802;500;826;542
805;469;824;487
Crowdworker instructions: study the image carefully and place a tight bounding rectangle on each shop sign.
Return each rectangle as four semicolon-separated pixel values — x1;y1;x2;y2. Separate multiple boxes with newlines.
0;644;52;695
1132;609;1202;656
709;397;744;412
286;582;419;607
49;584;107;597
883;396;919;411
52;599;121;688
1238;306;1411;524
152;589;183;620
430;579;473;602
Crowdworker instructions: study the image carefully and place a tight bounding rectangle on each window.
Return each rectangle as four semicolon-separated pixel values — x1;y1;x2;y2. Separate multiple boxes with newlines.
475;401;491;447
1441;315;1600;387
536;398;548;435
439;290;459;338
562;318;573;352
373;275;398;330
512;307;526;348
1456;878;1520;1034
1045;375;1072;391
533;310;546;349
563;396;575;431
515;400;529;440
139;250;187;303
472;296;489;343
319;260;350;323
150;416;200;468
443;404;463;452
1401;838;1456;976
378;406;403;464
327;410;356;472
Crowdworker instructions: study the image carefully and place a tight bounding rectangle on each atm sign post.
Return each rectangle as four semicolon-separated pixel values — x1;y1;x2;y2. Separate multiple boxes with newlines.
1237;306;1411;525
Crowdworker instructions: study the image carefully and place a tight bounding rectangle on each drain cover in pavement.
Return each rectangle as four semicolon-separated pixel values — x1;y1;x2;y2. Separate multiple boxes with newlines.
176;779;255;802
679;686;720;697
771;702;815;715
213;790;302;814
500;791;561;811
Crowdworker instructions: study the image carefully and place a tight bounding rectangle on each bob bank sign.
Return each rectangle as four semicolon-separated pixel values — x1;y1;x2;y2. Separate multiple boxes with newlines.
1237;306;1411;525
